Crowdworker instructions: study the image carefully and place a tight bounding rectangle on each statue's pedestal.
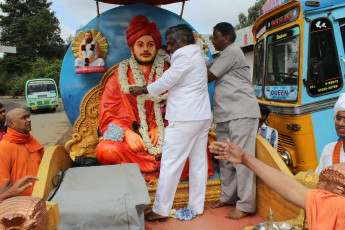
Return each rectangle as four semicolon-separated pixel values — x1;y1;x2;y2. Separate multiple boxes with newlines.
51;164;150;230
75;66;108;74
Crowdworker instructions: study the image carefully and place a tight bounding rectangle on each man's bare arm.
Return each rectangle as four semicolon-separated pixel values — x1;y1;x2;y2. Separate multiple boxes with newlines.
210;138;308;209
207;70;216;83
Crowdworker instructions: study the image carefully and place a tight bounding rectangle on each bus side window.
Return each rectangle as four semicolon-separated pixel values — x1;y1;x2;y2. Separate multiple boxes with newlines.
307;18;342;96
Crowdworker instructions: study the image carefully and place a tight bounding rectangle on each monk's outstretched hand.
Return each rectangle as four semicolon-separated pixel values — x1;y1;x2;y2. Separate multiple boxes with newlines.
124;130;148;152
209;138;245;164
0;180;11;194
10;175;39;196
0;175;39;201
129;86;144;96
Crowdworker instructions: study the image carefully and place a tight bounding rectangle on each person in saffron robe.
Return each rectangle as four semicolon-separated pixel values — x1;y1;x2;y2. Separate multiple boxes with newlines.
210;139;345;230
0;103;7;141
0;108;44;196
315;93;345;174
96;15;169;180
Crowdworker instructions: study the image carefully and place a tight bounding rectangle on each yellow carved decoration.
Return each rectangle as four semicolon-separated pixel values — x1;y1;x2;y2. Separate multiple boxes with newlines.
147;178;221;210
71;29;109;59
65;64;118;160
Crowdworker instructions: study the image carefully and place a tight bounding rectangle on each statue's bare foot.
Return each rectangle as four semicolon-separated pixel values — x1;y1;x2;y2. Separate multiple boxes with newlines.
226;209;249;220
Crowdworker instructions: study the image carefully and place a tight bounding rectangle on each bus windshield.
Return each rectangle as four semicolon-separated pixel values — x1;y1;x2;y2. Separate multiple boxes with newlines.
265;26;300;101
27;80;57;96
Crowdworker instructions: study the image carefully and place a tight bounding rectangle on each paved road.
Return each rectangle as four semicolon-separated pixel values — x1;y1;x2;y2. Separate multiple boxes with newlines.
0;97;72;149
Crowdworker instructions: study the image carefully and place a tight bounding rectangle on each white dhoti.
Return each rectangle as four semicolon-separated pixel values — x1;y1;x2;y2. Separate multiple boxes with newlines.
152;118;211;216
75;58;105;67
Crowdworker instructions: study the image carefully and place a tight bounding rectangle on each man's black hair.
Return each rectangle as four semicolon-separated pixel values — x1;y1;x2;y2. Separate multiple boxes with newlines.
0;103;4;109
165;24;195;45
213;22;236;43
259;104;270;118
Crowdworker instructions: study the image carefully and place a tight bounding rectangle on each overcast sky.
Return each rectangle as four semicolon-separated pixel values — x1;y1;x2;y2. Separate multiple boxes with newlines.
51;0;257;41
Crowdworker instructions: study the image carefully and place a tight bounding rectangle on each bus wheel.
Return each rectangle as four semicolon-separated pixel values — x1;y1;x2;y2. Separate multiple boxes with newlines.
30;109;35;114
51;108;56;112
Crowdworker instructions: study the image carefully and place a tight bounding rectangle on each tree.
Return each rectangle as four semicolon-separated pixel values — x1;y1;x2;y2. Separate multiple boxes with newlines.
6;57;62;96
238;13;248;29
236;0;267;29
0;0;65;75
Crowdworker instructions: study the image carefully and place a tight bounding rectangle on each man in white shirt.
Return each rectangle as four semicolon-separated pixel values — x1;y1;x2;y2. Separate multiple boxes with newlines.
129;24;212;220
315;93;345;174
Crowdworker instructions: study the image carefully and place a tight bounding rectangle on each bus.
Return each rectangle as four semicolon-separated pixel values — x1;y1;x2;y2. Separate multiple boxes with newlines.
25;78;59;112
252;0;345;173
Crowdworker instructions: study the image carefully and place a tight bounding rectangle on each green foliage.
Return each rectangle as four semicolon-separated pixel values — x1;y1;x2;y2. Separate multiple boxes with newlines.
0;57;62;96
9;74;31;97
0;0;65;76
0;0;66;96
235;0;267;29
0;72;8;95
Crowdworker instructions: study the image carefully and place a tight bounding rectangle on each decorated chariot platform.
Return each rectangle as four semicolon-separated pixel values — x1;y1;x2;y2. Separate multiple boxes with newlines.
25;1;320;229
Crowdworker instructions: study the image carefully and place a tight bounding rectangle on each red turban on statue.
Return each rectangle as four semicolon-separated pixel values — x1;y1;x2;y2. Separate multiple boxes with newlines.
126;15;162;49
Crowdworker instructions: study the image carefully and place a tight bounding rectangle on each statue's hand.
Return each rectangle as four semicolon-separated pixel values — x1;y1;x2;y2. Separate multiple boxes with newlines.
84;58;89;66
124;130;147;152
149;126;159;147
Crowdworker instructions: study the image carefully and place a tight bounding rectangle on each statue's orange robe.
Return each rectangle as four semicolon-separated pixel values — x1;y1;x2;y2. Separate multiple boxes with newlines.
97;66;166;173
97;65;214;179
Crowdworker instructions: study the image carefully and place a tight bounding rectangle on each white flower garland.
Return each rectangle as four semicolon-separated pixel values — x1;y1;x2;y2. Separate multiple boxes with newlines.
81;39;96;60
118;49;170;155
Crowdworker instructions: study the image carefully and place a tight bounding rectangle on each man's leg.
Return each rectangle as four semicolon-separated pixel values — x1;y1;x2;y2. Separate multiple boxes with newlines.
227;118;258;219
211;121;238;208
188;119;211;214
151;121;201;217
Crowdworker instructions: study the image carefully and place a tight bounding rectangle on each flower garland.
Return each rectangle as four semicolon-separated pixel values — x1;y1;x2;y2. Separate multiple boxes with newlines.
118;49;170;155
81;39;96;60
103;123;124;141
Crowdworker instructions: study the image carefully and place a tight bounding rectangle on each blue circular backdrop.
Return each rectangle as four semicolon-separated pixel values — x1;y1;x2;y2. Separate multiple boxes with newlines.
60;3;214;125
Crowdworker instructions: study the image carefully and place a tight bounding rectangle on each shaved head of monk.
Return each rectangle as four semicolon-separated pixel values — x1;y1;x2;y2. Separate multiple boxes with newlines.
6;108;32;134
